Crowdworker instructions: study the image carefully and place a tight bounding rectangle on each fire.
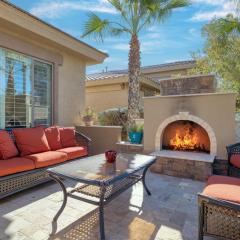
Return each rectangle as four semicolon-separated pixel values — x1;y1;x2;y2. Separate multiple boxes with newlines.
170;128;198;151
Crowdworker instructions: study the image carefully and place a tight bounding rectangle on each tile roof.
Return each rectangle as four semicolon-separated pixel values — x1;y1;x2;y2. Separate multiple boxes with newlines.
87;60;195;81
86;72;127;81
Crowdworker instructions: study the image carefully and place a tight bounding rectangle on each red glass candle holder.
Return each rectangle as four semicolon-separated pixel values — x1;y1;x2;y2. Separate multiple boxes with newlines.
105;150;117;163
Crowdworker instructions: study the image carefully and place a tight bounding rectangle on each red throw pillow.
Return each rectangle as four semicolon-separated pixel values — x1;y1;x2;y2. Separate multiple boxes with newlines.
13;127;50;156
45;126;62;150
0;130;19;159
59;127;77;148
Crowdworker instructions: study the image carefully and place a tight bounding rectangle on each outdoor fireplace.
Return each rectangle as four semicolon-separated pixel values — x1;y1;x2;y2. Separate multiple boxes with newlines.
143;91;236;181
162;120;210;154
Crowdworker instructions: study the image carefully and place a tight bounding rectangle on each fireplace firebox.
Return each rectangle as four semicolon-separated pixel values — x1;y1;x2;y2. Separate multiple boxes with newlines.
162;120;210;154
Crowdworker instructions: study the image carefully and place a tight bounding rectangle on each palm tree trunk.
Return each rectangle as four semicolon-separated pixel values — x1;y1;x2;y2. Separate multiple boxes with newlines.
127;33;141;126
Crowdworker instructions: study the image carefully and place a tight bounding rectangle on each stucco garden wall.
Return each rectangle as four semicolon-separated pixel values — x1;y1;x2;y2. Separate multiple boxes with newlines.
144;93;236;159
76;125;122;155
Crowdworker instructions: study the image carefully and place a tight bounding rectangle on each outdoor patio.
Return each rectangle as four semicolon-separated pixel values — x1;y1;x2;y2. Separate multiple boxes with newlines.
0;172;215;240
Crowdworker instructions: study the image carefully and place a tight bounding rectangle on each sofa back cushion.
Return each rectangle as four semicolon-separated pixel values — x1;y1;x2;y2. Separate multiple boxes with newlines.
0;130;19;159
59;127;77;148
45;126;62;150
13;127;50;156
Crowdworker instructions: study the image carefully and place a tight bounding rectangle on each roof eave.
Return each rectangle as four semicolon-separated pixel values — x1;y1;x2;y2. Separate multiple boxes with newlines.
0;1;108;64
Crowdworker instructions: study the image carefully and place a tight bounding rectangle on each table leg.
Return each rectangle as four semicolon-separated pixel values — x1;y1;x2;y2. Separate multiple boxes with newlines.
142;165;152;196
99;185;106;240
49;174;68;236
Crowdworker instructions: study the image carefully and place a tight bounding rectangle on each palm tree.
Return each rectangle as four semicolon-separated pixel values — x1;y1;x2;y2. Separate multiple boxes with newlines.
82;0;191;125
214;0;240;40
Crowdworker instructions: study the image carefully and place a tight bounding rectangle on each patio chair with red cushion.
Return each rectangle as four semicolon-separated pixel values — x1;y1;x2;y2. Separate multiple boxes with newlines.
198;175;240;240
226;142;240;177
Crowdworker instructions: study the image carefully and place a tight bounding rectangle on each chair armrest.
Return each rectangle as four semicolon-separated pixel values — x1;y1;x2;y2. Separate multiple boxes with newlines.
198;193;240;211
76;131;92;143
75;131;92;152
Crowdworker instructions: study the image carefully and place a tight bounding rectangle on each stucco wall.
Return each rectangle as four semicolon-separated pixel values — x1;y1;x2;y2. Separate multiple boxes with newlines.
86;80;160;113
86;84;128;113
76;125;122;155
57;53;85;126
144;93;236;159
146;69;189;79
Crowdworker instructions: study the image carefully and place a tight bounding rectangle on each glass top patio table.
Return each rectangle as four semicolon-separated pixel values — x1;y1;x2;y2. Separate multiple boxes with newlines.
47;153;156;186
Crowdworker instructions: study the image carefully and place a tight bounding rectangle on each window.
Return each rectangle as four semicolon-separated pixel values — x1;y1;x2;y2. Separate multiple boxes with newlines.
0;48;52;129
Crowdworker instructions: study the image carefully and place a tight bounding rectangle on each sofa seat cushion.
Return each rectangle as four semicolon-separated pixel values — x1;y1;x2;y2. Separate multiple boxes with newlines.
230;154;240;168
0;157;35;177
13;127;50;156
45;126;62;150
59;127;77;148
0;130;19;159
202;175;240;204
25;151;67;168
57;146;88;160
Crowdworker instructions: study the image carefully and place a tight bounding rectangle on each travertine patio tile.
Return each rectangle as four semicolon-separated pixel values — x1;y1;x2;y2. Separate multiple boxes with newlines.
182;220;198;239
154;225;183;240
0;173;204;240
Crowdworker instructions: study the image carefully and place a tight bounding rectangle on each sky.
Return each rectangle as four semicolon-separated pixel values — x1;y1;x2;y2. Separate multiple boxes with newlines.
9;0;236;74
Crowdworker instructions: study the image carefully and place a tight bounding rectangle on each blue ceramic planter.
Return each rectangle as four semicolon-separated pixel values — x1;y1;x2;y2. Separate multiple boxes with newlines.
128;132;143;144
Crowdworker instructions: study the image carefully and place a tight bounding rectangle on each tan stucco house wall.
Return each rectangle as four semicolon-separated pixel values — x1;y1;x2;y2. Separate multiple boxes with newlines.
86;61;195;113
86;75;160;113
141;61;196;80
0;1;107;126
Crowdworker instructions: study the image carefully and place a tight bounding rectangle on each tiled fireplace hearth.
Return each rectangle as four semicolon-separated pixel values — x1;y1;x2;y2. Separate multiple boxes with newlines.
143;92;236;181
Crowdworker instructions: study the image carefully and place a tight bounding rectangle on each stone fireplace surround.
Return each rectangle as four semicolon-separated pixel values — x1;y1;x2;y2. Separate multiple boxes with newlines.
143;92;236;181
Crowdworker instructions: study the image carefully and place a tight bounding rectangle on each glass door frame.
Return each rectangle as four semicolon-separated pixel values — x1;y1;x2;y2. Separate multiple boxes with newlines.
31;57;54;127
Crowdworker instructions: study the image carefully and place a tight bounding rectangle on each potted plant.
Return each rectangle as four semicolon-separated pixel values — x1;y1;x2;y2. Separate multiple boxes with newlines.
82;107;95;127
128;123;144;144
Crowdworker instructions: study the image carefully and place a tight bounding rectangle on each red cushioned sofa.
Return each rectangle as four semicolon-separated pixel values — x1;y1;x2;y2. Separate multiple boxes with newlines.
0;126;91;199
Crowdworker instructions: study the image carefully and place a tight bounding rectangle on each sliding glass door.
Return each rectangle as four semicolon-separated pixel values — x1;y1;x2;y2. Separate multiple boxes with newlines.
0;47;52;129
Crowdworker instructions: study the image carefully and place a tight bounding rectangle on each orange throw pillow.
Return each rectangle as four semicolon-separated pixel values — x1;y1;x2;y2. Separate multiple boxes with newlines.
13;127;50;156
45;126;62;150
59;127;77;148
0;130;19;159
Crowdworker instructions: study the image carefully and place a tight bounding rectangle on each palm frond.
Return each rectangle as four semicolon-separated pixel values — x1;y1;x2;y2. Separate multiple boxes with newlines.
155;0;191;21
81;13;111;41
138;0;191;31
110;27;129;36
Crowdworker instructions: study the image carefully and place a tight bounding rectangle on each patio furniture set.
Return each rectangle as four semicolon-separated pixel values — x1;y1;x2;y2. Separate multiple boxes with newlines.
0;126;240;239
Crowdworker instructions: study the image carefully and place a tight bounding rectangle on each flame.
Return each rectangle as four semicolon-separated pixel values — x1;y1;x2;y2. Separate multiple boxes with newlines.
170;128;198;151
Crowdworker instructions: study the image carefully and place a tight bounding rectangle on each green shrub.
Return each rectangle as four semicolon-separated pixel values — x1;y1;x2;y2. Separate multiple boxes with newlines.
98;107;143;140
